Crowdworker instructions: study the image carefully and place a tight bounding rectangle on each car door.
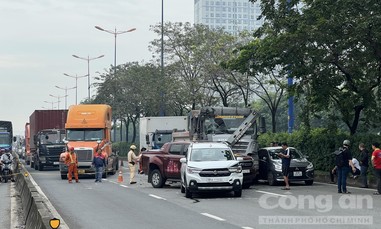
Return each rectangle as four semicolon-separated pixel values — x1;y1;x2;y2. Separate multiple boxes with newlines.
165;143;188;179
258;149;270;179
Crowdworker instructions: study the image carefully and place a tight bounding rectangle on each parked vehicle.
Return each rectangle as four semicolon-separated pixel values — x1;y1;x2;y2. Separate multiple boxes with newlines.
139;116;187;150
140;141;190;188
258;147;314;186
59;104;118;179
180;142;243;198
24;123;31;164
29;110;67;170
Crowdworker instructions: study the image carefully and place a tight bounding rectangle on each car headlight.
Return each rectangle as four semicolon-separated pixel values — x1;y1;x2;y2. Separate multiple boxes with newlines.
307;162;314;170
187;167;202;174
229;166;242;173
274;162;282;172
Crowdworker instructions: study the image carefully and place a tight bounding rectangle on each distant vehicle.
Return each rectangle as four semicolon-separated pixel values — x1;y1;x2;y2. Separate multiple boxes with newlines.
0;121;13;154
28;110;67;170
59;104;118;179
139;116;187;150
180;142;243;198
258;147;314;186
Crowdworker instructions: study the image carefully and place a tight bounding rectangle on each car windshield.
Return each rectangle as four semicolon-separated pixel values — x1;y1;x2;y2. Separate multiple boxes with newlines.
190;148;234;161
268;148;303;160
66;129;104;141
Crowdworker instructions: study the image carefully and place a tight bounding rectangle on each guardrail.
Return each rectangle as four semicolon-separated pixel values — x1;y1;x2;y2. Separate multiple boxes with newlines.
13;155;68;229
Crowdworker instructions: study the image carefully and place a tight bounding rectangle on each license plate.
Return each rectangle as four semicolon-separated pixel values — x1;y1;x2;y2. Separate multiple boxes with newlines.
293;171;302;176
53;162;59;165
78;169;85;174
243;169;250;174
207;178;222;182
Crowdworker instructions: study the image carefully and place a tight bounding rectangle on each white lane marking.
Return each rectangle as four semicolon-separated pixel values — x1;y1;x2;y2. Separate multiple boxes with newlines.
120;185;129;188
255;190;287;197
242;227;254;229
201;213;226;221
149;194;167;200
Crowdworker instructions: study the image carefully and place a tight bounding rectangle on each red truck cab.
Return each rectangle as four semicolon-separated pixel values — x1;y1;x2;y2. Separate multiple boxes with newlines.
140;141;190;188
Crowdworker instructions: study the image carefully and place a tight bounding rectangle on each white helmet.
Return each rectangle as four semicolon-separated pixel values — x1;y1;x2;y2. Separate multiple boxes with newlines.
130;145;137;150
343;140;350;146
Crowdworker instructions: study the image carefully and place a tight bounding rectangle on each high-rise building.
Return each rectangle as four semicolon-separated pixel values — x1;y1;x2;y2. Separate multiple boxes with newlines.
194;0;264;35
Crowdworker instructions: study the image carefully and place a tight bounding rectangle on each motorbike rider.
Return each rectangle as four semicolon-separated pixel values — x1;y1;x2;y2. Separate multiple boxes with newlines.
0;148;15;182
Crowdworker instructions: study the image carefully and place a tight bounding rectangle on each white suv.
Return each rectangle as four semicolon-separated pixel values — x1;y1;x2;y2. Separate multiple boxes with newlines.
180;142;243;198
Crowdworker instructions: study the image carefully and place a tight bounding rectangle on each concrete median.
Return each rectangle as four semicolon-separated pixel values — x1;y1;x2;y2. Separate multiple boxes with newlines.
14;158;68;229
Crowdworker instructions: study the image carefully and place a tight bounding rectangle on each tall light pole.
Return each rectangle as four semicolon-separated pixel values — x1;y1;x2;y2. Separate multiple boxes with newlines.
72;54;104;100
55;85;76;110
49;94;67;110
63;73;88;105
94;26;136;76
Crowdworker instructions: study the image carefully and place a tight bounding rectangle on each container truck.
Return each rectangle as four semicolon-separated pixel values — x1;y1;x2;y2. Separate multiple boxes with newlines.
24;123;31;164
0;121;13;153
29;110;68;170
139;116;188;150
59;104;118;179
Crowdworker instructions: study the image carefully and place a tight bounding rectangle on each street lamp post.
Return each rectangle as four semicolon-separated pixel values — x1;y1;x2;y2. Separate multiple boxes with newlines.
94;26;136;76
63;73;88;105
72;54;105;100
49;94;67;110
55;85;76;110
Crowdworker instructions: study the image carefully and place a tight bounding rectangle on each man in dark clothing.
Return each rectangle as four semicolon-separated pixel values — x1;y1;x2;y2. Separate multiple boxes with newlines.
335;140;356;194
277;142;291;190
359;143;369;188
92;149;106;182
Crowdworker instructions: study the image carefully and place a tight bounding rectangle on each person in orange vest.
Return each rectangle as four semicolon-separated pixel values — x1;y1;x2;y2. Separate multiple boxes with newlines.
65;147;79;183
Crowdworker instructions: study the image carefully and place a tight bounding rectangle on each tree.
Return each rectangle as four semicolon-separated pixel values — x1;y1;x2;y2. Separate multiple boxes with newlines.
251;0;381;135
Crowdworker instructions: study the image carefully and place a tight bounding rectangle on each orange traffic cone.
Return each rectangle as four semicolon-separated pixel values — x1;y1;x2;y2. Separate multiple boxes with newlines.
117;170;123;183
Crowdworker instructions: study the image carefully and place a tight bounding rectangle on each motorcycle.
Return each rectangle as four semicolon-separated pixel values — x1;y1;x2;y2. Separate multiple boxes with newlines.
1;159;13;183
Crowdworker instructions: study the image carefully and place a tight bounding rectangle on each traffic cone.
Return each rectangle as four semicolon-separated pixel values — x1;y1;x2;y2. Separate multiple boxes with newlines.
117;170;123;183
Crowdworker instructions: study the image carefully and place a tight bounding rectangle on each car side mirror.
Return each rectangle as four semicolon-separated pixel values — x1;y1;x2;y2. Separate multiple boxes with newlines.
180;158;187;163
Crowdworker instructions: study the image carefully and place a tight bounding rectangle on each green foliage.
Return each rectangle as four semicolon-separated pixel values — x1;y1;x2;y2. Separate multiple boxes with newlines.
259;129;381;172
112;142;139;157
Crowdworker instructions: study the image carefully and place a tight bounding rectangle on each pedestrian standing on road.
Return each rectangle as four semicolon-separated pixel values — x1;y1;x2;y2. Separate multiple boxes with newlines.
277;142;291;190
359;143;369;188
128;145;141;184
371;142;381;195
138;147;146;174
65;147;79;183
93;148;106;182
335;140;356;194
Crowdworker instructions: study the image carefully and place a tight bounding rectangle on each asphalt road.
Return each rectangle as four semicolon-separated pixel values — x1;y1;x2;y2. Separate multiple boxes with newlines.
0;181;11;229
19;164;381;229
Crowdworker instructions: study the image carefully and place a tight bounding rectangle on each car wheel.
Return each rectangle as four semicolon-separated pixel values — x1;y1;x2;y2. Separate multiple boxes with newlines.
305;180;313;185
234;189;242;197
268;171;277;186
185;187;192;198
151;169;164;188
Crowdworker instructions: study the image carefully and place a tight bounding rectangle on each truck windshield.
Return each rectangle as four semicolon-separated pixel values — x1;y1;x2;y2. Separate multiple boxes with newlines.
40;131;65;144
66;129;104;141
204;117;254;135
0;133;11;145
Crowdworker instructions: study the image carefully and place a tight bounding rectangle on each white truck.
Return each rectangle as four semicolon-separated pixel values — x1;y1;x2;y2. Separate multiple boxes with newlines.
139;116;188;150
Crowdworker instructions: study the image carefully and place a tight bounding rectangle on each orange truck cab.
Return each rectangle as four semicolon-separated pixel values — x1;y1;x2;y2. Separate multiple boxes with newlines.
59;104;119;179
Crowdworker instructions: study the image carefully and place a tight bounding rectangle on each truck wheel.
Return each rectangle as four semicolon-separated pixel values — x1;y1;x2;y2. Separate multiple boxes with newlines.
30;161;34;168
38;164;44;171
234;189;242;197
150;169;164;188
34;162;38;170
268;172;277;186
61;174;67;180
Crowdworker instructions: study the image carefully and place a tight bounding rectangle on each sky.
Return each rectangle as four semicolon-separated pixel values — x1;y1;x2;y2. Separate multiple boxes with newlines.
0;0;194;135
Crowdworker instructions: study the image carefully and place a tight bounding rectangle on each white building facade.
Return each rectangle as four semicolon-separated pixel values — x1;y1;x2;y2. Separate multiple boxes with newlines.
194;0;264;35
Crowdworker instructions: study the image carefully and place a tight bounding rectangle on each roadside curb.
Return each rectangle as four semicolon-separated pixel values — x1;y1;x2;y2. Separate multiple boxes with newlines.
314;173;377;189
